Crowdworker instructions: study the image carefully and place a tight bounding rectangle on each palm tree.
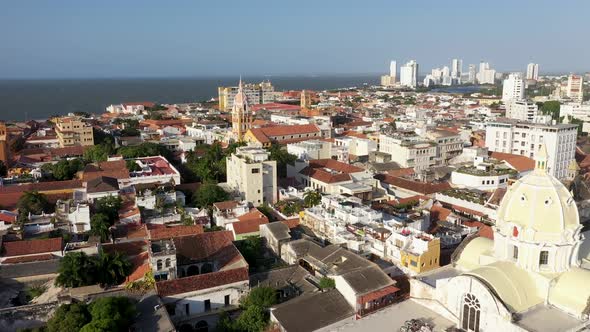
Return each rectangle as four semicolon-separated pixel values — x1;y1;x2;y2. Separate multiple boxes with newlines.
56;252;96;287
303;190;322;208
96;252;132;286
90;213;111;242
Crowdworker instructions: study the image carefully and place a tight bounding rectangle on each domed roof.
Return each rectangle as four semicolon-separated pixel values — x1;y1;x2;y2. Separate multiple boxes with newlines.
496;145;580;238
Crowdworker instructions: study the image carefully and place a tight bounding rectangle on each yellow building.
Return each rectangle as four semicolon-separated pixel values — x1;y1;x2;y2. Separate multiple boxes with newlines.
400;236;441;274
55;117;94;147
300;90;312;109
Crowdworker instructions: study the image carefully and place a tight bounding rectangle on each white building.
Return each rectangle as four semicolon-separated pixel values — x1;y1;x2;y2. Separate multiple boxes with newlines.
425;130;464;165
566;74;584;102
485;120;577;179
379;134;437;171
477;62;496;85
560;102;590;121
502;73;525;103
400;60;418;88
287;140;331;161
505;100;543;122
410;149;590;332
226;146;277;206
389;60;397;79
526;63;539;80
468;64;477;84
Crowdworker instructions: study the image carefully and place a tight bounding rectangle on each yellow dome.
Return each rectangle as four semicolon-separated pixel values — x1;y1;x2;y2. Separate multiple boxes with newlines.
496;145;580;238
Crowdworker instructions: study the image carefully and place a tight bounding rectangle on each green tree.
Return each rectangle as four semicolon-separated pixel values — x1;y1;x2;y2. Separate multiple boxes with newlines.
87;296;136;329
83;144;112;163
256;204;276;222
0;160;7;177
120;127;140;137
303;190;322;208
55;252;98;288
51;159;84;181
80;319;119;332
318;277;336;289
267;143;297;178
125;160;142;172
235;236;263;268
94;195;122;222
47;302;91;332
90;213;111;242
117;142;172;160
193;183;230;208
240;287;277;310
234;305;268;332
540;100;561;121
17;191;49;214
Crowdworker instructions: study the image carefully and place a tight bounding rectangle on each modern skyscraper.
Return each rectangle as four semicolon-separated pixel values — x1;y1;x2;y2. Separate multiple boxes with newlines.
231;79;252;141
380;60;397;87
502;72;525;103
476;61;496;84
566;74;584;102
399;60;418;88
389;60;397;79
468;64;476;84
526;63;539;80
451;58;462;79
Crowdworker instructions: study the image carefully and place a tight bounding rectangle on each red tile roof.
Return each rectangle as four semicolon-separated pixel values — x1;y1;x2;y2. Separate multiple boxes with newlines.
2;238;63;257
156;266;249;297
307;159;364;173
213;200;240;211
357;285;400;304
232;218;269;236
250;103;301;112
2;253;57;264
237;209;269;223
430;204;452;222
81;160;130;182
248;124;320;144
489;151;534;172
149;225;204;240
282;218;300;229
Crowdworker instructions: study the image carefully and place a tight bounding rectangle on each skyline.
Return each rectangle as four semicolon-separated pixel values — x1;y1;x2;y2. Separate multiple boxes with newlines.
1;0;589;79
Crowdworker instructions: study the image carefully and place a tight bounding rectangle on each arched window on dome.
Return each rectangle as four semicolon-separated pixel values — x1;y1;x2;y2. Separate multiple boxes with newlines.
462;293;481;332
539;250;549;266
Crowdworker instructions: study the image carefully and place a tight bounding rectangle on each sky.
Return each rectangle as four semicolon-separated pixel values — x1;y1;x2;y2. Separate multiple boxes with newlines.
0;0;589;79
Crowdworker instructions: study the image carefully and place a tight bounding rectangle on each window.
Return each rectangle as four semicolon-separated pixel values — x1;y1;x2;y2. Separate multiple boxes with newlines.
539;250;549;265
165;258;171;268
462;293;481;332
157;260;162;270
204;299;211;311
410;260;418;267
225;295;230;306
513;245;519;260
252;168;260;174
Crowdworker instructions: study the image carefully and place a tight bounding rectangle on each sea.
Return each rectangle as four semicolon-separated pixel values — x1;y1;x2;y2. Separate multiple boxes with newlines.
0;75;379;121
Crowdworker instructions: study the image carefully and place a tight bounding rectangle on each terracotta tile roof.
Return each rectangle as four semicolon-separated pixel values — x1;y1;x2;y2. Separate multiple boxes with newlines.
2;238;63;257
0;180;83;194
125;251;150;283
250;103;301;112
375;174;451;195
112;223;148;240
300;167;352;184
450;204;486;217
232;218;269;236
248;124;320;144
463;221;494;240
148;225;204;240
213;200;240;211
386;167;415;177
237;209;269;223
101;240;148;257
156;266;249;297
489;151;534;172
81;160;130;182
172;231;239;267
430;204;452;222
0;211;17;223
308;159;363;173
2;253;57;264
282;218;300;229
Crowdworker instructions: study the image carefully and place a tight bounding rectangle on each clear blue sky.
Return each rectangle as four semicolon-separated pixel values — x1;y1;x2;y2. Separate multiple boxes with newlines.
1;0;588;79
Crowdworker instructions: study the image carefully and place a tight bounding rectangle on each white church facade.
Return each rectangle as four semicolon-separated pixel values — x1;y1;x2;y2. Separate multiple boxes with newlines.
410;145;590;332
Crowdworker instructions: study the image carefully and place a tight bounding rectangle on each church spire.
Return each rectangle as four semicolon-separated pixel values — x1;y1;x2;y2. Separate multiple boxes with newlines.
535;144;548;173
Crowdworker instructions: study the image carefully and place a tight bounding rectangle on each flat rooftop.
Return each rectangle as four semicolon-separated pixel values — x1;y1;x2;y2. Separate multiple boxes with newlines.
516;304;587;332
331;298;455;332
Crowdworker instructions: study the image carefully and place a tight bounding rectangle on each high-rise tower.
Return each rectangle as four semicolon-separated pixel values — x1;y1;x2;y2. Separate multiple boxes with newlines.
231;79;252;141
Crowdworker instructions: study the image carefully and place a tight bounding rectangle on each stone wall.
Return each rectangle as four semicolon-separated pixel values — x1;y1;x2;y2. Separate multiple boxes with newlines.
0;302;58;332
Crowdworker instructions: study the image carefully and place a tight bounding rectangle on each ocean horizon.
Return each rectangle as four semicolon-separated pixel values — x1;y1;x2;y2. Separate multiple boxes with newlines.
0;75;380;121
